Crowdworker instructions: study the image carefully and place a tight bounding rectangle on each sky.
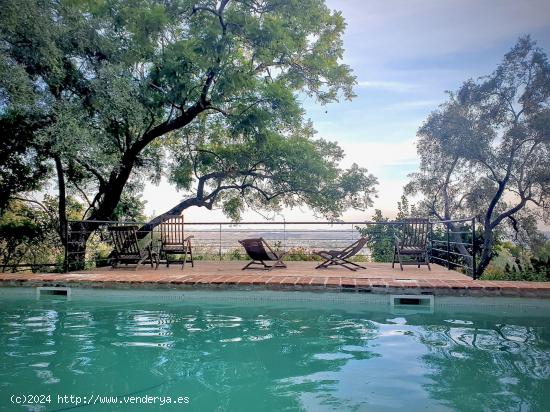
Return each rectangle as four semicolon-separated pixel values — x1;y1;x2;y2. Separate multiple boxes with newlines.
142;0;550;222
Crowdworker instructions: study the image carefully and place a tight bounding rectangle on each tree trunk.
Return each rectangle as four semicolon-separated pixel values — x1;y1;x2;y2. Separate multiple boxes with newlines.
65;196;203;270
443;221;474;270
54;154;67;248
75;108;209;246
432;211;475;276
476;226;494;277
62;104;224;268
66;220;100;271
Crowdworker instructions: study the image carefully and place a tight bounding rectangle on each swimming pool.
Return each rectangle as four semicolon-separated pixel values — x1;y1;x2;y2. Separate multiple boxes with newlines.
1;288;549;411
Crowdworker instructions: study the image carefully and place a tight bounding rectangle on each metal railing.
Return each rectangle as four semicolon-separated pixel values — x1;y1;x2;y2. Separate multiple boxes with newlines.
429;218;477;279
62;218;477;277
64;220;367;271
1;217;477;277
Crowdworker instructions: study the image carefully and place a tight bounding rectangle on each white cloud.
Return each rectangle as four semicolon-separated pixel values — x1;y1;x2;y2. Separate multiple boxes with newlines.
356;80;419;92
329;0;550;61
394;100;440;108
382;99;442;111
338;139;418;172
337;139;420;216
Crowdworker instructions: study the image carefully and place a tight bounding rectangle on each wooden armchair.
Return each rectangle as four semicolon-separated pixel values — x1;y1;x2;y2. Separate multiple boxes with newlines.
392;218;431;270
158;215;194;269
108;225;158;269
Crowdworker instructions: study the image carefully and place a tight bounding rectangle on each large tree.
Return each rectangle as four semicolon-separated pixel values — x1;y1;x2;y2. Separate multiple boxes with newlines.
0;0;377;267
406;37;550;276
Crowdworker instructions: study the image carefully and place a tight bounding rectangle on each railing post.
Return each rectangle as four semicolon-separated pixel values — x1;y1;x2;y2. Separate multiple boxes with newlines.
64;221;69;273
428;221;433;264
218;223;222;261
283;221;286;252
471;218;477;279
446;223;451;270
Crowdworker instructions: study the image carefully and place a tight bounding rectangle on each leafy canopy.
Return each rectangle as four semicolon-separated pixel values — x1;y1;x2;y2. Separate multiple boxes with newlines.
168;117;377;220
0;0;376;224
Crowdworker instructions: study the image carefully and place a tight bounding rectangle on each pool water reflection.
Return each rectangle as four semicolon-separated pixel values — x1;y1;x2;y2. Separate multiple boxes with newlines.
1;291;549;411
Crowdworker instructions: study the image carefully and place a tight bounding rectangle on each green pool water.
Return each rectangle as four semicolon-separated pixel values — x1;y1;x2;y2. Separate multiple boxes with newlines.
1;289;549;411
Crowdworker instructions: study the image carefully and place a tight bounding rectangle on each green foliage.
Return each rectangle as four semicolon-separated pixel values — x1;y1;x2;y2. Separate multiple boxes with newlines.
357;209;395;263
396;195;417;220
531;242;550;279
285;247;322;262
221;197;245;222
112;192;147;222
167;119;378;219
42;194;85;222
228;248;243;261
0;200;63;272
0;114;50;213
356;200;419;263
481;241;550;281
481;270;547;282
1;0;375;242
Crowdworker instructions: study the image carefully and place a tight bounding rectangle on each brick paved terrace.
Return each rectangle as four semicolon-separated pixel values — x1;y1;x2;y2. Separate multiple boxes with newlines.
1;261;549;298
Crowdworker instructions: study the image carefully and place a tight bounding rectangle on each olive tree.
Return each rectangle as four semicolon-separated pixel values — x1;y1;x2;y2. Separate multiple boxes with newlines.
406;37;550;276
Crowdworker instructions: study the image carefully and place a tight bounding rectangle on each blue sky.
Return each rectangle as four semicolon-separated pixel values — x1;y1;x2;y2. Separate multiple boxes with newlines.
143;0;550;221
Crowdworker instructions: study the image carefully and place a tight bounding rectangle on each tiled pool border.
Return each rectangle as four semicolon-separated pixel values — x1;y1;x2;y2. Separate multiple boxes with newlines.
0;274;549;298
2;287;550;318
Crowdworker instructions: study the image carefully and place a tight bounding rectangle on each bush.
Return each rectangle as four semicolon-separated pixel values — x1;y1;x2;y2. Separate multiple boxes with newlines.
0;202;63;272
285;247;322;261
356;210;395;263
481;241;550;281
481;270;547;282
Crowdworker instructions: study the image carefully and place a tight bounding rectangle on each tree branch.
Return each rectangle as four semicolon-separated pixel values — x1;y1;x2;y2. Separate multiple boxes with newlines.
490;196;528;229
72;181;92;207
11;197;55;221
73;158;107;189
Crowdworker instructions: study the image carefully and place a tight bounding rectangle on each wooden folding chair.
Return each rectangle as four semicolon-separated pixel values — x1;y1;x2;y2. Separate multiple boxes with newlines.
314;237;368;271
239;238;287;270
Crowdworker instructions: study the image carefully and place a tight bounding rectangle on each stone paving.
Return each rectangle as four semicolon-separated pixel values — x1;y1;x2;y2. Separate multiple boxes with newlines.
1;261;549;297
